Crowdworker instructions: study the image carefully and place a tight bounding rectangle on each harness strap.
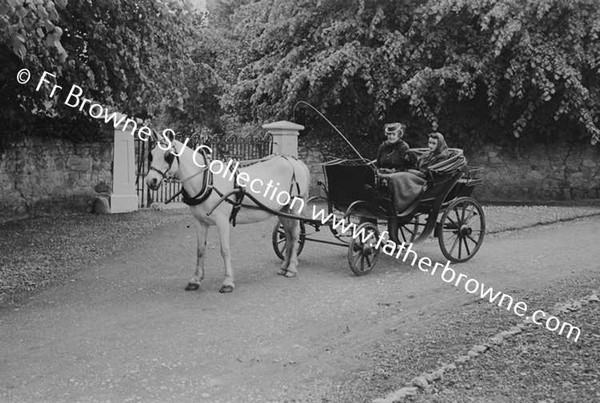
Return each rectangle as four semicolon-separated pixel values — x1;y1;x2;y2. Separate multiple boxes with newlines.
205;162;245;225
229;165;246;227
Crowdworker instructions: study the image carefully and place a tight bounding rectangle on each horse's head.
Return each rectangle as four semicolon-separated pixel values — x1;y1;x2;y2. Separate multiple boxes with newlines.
145;131;179;190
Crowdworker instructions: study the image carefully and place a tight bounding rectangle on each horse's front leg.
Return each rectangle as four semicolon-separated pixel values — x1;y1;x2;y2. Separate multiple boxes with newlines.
215;215;235;293
185;221;209;291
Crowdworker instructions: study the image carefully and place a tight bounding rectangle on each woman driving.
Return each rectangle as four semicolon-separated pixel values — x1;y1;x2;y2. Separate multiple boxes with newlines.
376;122;411;172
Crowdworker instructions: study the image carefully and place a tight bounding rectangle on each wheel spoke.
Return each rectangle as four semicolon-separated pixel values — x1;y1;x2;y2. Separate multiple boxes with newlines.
458;236;463;259
467;234;479;244
360;255;365;272
454;208;461;224
365;253;372;267
278;240;286;253
463;235;471;256
399;227;408;242
446;216;458;227
463;209;476;226
449;233;460;255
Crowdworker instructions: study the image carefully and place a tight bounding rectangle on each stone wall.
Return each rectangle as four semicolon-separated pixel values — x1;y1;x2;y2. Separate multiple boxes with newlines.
469;143;600;201
0;132;113;223
299;139;600;202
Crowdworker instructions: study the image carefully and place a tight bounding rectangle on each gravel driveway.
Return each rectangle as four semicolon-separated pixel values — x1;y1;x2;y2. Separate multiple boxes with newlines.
1;205;599;402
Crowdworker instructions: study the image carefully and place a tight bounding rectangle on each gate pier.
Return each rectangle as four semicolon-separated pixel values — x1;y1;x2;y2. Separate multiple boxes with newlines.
262;120;302;157
110;116;138;213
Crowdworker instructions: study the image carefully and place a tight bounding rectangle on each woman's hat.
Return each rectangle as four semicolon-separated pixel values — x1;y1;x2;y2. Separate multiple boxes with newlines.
385;122;404;136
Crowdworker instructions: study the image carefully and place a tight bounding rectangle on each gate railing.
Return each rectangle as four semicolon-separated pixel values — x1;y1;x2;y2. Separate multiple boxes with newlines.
135;134;273;208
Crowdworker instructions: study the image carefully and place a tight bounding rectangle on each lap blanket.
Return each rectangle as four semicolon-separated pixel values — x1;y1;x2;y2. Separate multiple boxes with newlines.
382;169;427;213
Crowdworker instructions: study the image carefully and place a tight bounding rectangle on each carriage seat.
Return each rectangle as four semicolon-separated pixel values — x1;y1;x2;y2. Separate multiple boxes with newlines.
372;148;467;216
375;148;466;185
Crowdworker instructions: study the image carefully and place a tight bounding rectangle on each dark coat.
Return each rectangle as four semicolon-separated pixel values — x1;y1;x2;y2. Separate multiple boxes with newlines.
376;140;410;170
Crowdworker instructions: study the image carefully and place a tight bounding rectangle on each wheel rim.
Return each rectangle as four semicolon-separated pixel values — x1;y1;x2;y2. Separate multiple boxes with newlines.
347;222;380;276
439;198;485;263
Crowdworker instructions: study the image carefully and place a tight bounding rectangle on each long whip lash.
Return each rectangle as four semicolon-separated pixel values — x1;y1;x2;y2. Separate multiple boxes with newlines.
293;101;366;161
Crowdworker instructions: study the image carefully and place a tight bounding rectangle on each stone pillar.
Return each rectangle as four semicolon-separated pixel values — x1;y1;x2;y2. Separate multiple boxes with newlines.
262;120;303;157
110;119;138;213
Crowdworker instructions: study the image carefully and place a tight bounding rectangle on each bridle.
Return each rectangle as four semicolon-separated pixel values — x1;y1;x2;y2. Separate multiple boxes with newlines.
148;147;177;180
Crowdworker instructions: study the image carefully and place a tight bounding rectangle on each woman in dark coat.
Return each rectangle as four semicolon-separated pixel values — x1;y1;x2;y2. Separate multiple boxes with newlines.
386;132;450;213
376;122;411;172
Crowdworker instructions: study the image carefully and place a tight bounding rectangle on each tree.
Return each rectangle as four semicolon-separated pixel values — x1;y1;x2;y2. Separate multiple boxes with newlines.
402;0;600;145
0;0;68;62
1;0;218;142
1;0;70;139
218;0;600;146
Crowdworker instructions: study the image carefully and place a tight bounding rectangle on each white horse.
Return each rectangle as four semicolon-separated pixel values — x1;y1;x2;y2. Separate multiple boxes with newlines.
145;131;310;293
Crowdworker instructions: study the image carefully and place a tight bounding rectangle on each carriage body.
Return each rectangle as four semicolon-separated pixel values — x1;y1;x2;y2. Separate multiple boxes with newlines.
272;148;486;276
320;149;486;274
322;149;480;216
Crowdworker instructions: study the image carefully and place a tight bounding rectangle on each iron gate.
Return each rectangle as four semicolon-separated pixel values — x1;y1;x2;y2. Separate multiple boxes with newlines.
135;135;273;208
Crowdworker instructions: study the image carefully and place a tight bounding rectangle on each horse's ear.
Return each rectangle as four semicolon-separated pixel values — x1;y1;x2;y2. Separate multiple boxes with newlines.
164;129;175;142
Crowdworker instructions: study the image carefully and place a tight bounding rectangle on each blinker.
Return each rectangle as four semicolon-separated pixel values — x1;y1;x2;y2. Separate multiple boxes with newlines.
165;151;175;165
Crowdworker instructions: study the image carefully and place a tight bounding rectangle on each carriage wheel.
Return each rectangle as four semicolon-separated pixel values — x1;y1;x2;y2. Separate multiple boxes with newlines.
347;222;381;276
397;214;423;243
438;197;485;263
272;221;306;261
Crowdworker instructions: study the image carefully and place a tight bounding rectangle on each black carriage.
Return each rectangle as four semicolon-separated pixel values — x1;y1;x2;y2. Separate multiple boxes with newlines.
272;148;486;276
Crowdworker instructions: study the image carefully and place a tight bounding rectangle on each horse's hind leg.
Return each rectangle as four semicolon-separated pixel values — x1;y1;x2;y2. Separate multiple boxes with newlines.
186;221;208;291
276;217;291;275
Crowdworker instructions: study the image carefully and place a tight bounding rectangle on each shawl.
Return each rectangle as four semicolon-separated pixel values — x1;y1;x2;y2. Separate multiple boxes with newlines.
418;132;450;171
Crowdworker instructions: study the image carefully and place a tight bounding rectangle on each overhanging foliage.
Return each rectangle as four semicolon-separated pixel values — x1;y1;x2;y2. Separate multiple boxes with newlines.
218;0;600;146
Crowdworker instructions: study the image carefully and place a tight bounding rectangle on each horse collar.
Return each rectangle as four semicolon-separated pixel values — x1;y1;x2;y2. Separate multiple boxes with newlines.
180;148;214;206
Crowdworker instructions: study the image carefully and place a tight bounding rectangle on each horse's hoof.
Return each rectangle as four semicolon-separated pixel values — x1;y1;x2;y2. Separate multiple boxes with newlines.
284;271;298;278
219;285;234;293
185;283;200;291
277;269;287;276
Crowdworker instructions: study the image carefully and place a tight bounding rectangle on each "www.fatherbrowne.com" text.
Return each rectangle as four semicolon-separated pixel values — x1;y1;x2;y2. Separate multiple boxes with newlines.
311;205;582;342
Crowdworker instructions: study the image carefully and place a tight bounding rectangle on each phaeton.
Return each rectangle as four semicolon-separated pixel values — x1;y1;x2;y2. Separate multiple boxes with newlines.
272;143;486;276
